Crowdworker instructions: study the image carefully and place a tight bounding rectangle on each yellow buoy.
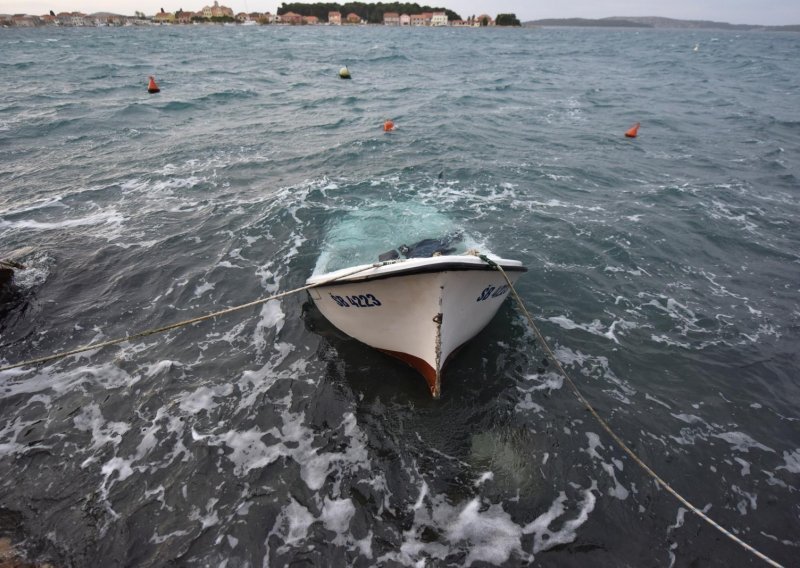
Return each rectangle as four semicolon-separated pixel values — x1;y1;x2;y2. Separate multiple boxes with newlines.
339;66;351;79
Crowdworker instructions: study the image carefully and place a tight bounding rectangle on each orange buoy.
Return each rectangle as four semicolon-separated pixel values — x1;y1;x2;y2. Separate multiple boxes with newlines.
625;122;640;138
147;76;160;94
383;119;395;132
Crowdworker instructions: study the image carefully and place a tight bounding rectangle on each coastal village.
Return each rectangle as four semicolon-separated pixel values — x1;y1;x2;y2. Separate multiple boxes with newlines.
1;2;513;27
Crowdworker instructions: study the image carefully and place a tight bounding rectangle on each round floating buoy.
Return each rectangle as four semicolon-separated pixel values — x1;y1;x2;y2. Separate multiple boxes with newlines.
339;66;351;80
147;76;160;94
625;122;640;138
383;119;395;132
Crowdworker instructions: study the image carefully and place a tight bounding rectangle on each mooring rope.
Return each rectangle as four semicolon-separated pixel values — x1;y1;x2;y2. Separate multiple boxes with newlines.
0;253;786;566
479;254;783;568
0;262;387;374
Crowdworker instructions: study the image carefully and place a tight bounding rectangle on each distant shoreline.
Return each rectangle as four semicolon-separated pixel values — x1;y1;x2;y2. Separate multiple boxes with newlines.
523;17;800;32
3;14;799;31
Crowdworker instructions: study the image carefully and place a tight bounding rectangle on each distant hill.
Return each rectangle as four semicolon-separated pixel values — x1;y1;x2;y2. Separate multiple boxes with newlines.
524;16;800;31
524;18;650;28
603;16;755;30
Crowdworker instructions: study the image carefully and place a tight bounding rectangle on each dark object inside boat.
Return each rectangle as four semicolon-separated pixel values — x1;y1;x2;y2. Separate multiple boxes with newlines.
378;232;463;262
378;249;400;261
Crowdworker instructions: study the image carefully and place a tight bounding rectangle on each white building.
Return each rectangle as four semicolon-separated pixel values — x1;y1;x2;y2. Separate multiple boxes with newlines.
431;12;448;26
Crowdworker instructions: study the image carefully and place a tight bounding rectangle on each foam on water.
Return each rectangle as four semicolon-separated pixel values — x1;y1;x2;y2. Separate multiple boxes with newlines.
380;486;596;566
1;25;798;567
312;200;479;275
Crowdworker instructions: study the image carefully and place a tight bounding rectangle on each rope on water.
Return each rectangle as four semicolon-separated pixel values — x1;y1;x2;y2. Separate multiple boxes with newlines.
0;252;786;566
0;262;386;374
479;254;784;568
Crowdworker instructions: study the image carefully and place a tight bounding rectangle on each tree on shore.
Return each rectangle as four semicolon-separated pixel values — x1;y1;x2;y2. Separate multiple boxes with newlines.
495;13;520;26
277;2;462;23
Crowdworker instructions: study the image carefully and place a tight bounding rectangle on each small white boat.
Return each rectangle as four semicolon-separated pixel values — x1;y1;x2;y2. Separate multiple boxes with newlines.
306;252;525;397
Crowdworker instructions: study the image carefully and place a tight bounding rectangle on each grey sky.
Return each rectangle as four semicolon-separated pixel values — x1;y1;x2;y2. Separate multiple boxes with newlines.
1;0;797;26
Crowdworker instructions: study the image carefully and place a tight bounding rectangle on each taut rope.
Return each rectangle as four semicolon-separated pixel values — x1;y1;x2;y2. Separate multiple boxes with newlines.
0;262;386;373
479;254;783;568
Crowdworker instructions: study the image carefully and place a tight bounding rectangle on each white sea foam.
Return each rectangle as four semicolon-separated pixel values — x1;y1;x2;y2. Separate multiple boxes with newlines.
0;394;53;457
730;484;758;515
734;457;751;476
189;498;221;530
73;403;130;454
708;200;760;233
523;488;596;553
134;407;186;463
193;409;369;492
671;413;707;425
645;393;672;409
584;432;605;461
760;531;800;548
144;360;183;377
0;195;67;217
667;507;687;532
475;472;494;487
179;384;233;414
253;300;285;357
0;210;125;231
382;482;596;567
581;432;629;500
192;427;282;476
101;456;135;482
265;494;369;560
320;497;355;545
604;265;649;277
650;334;691;348
777;449;800;473
412;480;429;510
193;281;215;298
515;394;545;413
712;431;775;453
551;346;634;403
547;315;636;344
446;498;527;566
267;498;315;554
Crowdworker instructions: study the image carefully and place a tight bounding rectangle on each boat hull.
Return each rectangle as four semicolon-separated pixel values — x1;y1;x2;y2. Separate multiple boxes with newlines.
306;256;525;397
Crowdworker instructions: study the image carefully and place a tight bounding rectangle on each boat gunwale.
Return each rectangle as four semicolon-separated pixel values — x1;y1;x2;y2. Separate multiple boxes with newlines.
306;256;527;286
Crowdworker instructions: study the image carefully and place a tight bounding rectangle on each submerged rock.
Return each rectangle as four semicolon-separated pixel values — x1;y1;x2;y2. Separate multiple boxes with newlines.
470;427;548;495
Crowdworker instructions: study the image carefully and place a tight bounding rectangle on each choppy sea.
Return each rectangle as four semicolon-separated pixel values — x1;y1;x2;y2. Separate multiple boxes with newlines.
1;24;799;567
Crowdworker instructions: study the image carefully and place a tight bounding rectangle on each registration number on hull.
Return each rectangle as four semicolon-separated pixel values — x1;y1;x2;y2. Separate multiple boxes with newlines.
329;293;382;308
476;284;509;302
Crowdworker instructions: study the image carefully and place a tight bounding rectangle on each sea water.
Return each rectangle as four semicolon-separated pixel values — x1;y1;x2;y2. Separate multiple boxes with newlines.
312;201;480;274
0;25;799;566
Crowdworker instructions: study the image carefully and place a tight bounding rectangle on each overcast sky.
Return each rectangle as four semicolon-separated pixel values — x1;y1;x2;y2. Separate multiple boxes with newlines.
2;0;798;26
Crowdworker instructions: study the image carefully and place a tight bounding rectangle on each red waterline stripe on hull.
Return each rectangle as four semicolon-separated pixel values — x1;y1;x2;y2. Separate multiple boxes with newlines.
377;348;439;397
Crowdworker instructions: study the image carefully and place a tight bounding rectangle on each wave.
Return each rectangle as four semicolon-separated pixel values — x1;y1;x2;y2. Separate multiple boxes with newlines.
195;89;259;104
0;61;37;70
2;26;799;568
0;210;124;231
362;53;411;64
157;100;196;112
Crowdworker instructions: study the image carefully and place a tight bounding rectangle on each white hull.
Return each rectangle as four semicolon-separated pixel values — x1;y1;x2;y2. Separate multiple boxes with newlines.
306;255;525;397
